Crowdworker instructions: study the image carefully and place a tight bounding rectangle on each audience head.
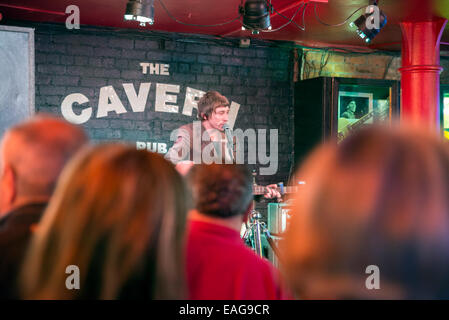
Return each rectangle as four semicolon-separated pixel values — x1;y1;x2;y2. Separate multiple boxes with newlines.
189;164;253;219
22;144;189;299
282;126;449;299
0;115;88;216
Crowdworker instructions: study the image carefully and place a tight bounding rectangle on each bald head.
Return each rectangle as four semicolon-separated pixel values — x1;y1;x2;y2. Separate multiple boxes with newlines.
0;116;88;215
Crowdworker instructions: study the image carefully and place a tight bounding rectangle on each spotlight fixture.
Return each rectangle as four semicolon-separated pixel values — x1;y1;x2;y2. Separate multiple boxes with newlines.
349;3;387;43
239;0;272;35
124;0;154;27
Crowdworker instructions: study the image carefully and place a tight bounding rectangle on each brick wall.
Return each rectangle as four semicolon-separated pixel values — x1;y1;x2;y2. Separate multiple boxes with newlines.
300;48;449;83
300;49;401;81
28;23;294;185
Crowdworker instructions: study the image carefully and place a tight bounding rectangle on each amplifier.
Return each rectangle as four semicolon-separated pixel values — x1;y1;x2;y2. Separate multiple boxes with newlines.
267;203;292;235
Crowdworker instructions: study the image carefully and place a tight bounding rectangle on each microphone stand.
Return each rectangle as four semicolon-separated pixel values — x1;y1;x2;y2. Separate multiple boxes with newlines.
241;170;282;264
223;123;235;163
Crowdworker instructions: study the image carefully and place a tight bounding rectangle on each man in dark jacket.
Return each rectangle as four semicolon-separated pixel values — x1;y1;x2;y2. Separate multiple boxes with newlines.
0;116;88;299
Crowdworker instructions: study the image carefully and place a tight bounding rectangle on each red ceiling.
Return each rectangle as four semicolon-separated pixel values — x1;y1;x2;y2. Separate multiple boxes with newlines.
1;0;449;51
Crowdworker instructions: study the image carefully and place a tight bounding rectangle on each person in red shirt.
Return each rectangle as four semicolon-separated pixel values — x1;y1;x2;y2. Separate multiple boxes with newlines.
186;164;288;300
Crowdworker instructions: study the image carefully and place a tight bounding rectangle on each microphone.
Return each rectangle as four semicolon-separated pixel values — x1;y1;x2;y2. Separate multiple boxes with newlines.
223;123;235;162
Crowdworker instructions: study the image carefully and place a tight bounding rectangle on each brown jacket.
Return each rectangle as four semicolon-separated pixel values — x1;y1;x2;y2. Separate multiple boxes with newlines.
164;121;235;165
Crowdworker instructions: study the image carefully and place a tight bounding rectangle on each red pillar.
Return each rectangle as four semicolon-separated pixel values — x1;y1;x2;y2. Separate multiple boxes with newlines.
399;19;447;130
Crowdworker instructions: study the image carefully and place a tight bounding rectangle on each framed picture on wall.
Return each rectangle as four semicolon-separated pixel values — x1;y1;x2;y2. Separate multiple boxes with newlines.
294;77;400;167
338;91;373;120
0;25;35;136
338;91;373;141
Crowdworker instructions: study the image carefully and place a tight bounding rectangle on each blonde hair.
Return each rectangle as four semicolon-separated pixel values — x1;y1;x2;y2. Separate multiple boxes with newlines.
282;126;449;299
21;144;188;299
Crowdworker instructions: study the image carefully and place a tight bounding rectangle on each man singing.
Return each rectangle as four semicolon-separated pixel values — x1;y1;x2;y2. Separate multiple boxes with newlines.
165;90;282;200
164;90;234;167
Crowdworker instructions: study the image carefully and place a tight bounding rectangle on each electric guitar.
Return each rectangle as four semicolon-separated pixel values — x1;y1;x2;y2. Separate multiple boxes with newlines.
252;184;302;196
338;110;374;142
337;107;390;142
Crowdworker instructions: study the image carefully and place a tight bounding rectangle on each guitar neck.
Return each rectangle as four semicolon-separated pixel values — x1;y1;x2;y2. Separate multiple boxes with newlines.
252;185;300;196
338;110;375;142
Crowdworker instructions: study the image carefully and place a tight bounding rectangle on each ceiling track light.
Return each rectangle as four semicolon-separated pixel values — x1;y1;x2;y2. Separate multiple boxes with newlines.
239;0;272;35
124;0;155;27
349;3;387;43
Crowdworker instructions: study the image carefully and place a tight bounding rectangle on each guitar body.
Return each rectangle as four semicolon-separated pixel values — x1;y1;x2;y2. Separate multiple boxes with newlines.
337;118;358;141
337;111;375;142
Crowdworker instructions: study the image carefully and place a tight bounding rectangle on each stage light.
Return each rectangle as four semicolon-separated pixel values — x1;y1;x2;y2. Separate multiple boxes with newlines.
349;4;387;43
240;0;272;33
124;0;154;27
